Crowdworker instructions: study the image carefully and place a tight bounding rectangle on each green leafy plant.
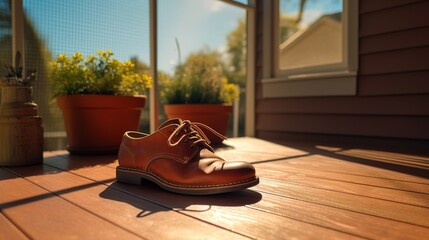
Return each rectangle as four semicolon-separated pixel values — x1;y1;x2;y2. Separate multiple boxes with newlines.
161;50;238;104
49;50;152;96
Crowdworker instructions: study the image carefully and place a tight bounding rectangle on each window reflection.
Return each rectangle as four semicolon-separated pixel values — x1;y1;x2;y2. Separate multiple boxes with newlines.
279;0;343;70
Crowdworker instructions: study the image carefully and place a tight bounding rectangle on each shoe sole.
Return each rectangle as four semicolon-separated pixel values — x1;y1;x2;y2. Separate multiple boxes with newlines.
116;166;259;195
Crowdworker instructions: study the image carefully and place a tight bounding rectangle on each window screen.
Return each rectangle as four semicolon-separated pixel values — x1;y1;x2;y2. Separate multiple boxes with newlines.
23;0;151;150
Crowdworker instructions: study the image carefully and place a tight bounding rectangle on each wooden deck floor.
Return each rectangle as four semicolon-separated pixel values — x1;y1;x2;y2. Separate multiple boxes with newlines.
1;137;428;239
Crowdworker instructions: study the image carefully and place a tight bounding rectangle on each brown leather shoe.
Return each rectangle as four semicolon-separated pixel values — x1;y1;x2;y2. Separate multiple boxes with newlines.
116;119;259;195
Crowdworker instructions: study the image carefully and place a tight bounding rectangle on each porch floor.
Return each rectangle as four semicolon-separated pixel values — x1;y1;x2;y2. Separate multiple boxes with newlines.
1;137;428;239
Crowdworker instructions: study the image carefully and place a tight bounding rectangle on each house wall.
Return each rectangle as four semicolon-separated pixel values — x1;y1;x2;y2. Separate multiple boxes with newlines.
255;0;429;141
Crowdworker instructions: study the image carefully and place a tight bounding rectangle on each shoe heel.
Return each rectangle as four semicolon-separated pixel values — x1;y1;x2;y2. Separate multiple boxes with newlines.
116;167;142;185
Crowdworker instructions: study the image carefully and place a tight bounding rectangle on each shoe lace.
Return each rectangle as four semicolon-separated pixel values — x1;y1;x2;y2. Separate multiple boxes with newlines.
167;120;215;152
190;121;226;142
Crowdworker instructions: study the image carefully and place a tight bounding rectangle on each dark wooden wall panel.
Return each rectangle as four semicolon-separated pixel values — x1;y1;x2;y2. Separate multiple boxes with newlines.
360;1;429;37
254;0;429;141
358;71;429;96
256;95;429;115
359;0;424;13
360;27;429;54
257;114;429;139
359;46;429;75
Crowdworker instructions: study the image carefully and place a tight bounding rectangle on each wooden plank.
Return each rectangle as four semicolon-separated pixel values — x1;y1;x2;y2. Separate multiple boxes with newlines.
44;150;119;169
359;46;429;75
220;137;309;157
257;114;429;139
0;212;29;240
359;72;429;96
248;191;429;240
221;138;429;187
0;168;141;240
256;154;429;192
44;148;429;239
217;146;429;195
43;154;364;240
256;168;429;208
216;137;429;188
360;1;429;37
249;143;429;181
259;162;429;193
359;0;424;14
360;27;429;54
5;163;249;240
337;149;429;170
253;177;429;228
107;182;364;240
256;94;429;115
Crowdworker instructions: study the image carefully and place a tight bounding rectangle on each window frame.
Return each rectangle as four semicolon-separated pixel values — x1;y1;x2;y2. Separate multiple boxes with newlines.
262;0;358;98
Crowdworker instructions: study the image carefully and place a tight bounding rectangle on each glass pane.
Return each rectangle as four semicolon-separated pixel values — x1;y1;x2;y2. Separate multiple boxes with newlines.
234;0;248;5
158;0;247;137
23;0;150;150
0;0;12;75
279;0;343;70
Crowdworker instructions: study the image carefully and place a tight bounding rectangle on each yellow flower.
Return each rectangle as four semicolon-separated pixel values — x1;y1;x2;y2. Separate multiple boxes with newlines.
125;61;134;67
72;52;83;63
96;50;105;57
88;54;96;62
50;49;151;96
57;53;67;62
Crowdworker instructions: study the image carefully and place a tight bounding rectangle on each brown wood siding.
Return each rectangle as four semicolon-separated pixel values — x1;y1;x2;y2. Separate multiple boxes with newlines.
258;114;429;139
359;0;425;13
255;0;429;141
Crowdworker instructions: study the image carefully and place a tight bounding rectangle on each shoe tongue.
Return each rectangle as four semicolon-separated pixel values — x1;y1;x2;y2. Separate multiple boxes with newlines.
158;118;182;130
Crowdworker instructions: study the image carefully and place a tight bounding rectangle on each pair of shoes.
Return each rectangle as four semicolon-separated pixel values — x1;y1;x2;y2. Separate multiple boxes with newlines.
116;118;259;195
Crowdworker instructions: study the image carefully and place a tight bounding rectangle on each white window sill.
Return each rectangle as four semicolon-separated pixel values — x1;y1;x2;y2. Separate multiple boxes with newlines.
262;71;357;98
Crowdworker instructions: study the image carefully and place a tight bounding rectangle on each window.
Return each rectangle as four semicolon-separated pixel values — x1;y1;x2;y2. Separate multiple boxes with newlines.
262;0;358;98
157;0;250;137
278;0;343;70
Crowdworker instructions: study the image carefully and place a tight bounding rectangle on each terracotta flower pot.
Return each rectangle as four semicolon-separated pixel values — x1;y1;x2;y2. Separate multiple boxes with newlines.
57;94;146;155
164;104;232;144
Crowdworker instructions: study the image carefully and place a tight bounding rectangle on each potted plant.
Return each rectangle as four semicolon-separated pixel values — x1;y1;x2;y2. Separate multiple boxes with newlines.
49;50;151;154
161;50;238;143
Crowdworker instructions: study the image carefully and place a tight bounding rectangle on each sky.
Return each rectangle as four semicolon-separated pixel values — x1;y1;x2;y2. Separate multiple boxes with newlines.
280;0;342;27
23;0;246;74
157;0;245;73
